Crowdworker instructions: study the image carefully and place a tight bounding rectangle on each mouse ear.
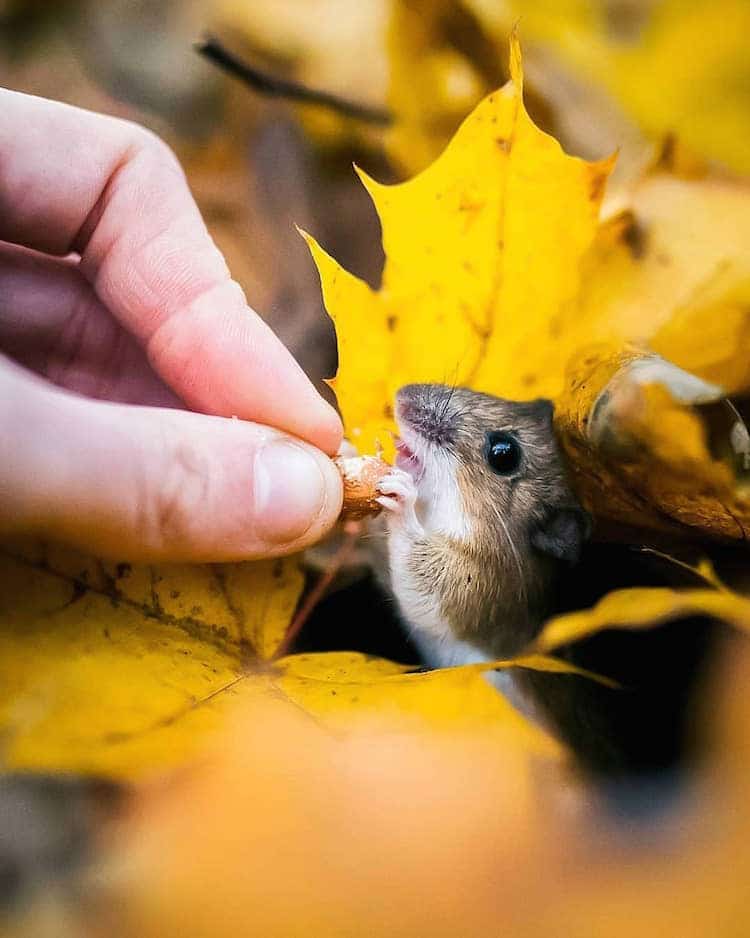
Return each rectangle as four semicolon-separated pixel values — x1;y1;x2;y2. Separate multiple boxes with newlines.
517;398;554;426
531;507;592;565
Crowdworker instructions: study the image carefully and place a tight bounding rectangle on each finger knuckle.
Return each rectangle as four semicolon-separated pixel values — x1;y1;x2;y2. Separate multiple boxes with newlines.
136;438;213;554
129;125;184;177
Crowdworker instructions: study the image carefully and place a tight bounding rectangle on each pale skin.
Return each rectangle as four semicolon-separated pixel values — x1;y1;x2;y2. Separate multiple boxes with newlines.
0;89;344;561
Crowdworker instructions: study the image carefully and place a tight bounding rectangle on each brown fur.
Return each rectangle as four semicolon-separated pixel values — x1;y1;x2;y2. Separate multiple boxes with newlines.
397;384;584;657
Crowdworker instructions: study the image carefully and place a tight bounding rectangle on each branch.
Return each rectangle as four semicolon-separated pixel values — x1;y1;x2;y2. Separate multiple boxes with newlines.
196;35;393;127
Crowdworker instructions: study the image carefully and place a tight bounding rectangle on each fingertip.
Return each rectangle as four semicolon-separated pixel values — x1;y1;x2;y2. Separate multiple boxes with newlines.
1;358;344;563
251;438;343;555
311;446;345;538
147;286;344;454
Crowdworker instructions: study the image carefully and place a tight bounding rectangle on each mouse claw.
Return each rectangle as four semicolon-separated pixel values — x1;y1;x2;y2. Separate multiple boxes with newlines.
375;494;401;512
378;469;417;503
377;469;423;537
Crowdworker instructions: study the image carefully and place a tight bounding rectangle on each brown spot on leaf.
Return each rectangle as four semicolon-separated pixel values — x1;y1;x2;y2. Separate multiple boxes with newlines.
495;137;511;153
655;133;678;172
386;315;398;332
621;217;649;259
605;0;651;41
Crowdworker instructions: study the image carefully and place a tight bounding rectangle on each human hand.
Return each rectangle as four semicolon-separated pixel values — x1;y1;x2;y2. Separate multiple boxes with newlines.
0;89;343;562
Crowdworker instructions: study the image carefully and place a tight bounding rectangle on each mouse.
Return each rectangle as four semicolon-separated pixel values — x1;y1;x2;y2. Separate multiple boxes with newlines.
376;383;590;661
374;383;718;788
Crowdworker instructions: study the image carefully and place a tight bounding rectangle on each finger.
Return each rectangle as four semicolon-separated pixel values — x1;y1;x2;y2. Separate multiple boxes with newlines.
0;357;343;562
0;89;342;453
0;243;182;407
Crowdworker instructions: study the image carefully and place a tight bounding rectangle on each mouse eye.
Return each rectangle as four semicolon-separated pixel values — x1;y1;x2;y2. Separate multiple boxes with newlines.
485;431;522;475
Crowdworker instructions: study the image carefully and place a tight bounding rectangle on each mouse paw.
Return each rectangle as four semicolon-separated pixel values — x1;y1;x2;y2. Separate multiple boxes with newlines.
377;468;417;507
376;469;423;537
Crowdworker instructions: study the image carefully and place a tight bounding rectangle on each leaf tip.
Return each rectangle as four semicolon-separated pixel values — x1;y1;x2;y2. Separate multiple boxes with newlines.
508;26;524;91
587;152;617;207
302;230;334;277
354;163;387;205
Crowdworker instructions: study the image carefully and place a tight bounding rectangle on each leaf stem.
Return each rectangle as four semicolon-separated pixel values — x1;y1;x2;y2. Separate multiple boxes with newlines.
636;546;729;591
274;521;363;659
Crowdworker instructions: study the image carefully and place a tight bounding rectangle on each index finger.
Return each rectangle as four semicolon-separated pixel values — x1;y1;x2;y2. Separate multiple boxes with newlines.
0;88;342;454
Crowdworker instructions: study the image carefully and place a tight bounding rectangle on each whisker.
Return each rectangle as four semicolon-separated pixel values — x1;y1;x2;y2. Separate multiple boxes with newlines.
438;382;459;424
494;509;526;603
446;405;475;424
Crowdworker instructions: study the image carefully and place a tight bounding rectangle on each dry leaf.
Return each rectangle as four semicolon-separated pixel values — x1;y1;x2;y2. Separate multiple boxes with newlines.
108;696;561;938
308;36;609;459
387;0;493;174
91;645;750;938
0;539;302;778
492;0;750;175
1;536;598;776
535;585;750;654
391;0;750;177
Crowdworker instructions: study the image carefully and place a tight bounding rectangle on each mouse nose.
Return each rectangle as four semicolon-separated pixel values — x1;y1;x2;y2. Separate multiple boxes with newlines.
395;384;422;423
396;384;434;422
396;384;456;442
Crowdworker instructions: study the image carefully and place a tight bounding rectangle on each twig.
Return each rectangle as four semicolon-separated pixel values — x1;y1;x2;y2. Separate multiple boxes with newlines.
274;521;363;659
636;546;728;591
196;35;393;126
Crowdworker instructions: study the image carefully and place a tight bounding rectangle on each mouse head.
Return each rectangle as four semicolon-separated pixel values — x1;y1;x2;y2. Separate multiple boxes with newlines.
394;383;590;566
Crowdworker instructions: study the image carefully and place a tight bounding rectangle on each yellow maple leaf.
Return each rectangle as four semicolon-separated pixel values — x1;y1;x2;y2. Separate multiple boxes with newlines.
309;38;750;541
308;35;610;459
0;539;303;777
1;538;598;776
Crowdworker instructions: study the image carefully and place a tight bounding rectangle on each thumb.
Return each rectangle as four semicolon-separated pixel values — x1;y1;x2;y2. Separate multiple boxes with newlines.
1;360;343;562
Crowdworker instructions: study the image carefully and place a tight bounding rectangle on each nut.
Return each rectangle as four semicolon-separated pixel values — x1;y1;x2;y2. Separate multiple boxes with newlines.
334;455;391;520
